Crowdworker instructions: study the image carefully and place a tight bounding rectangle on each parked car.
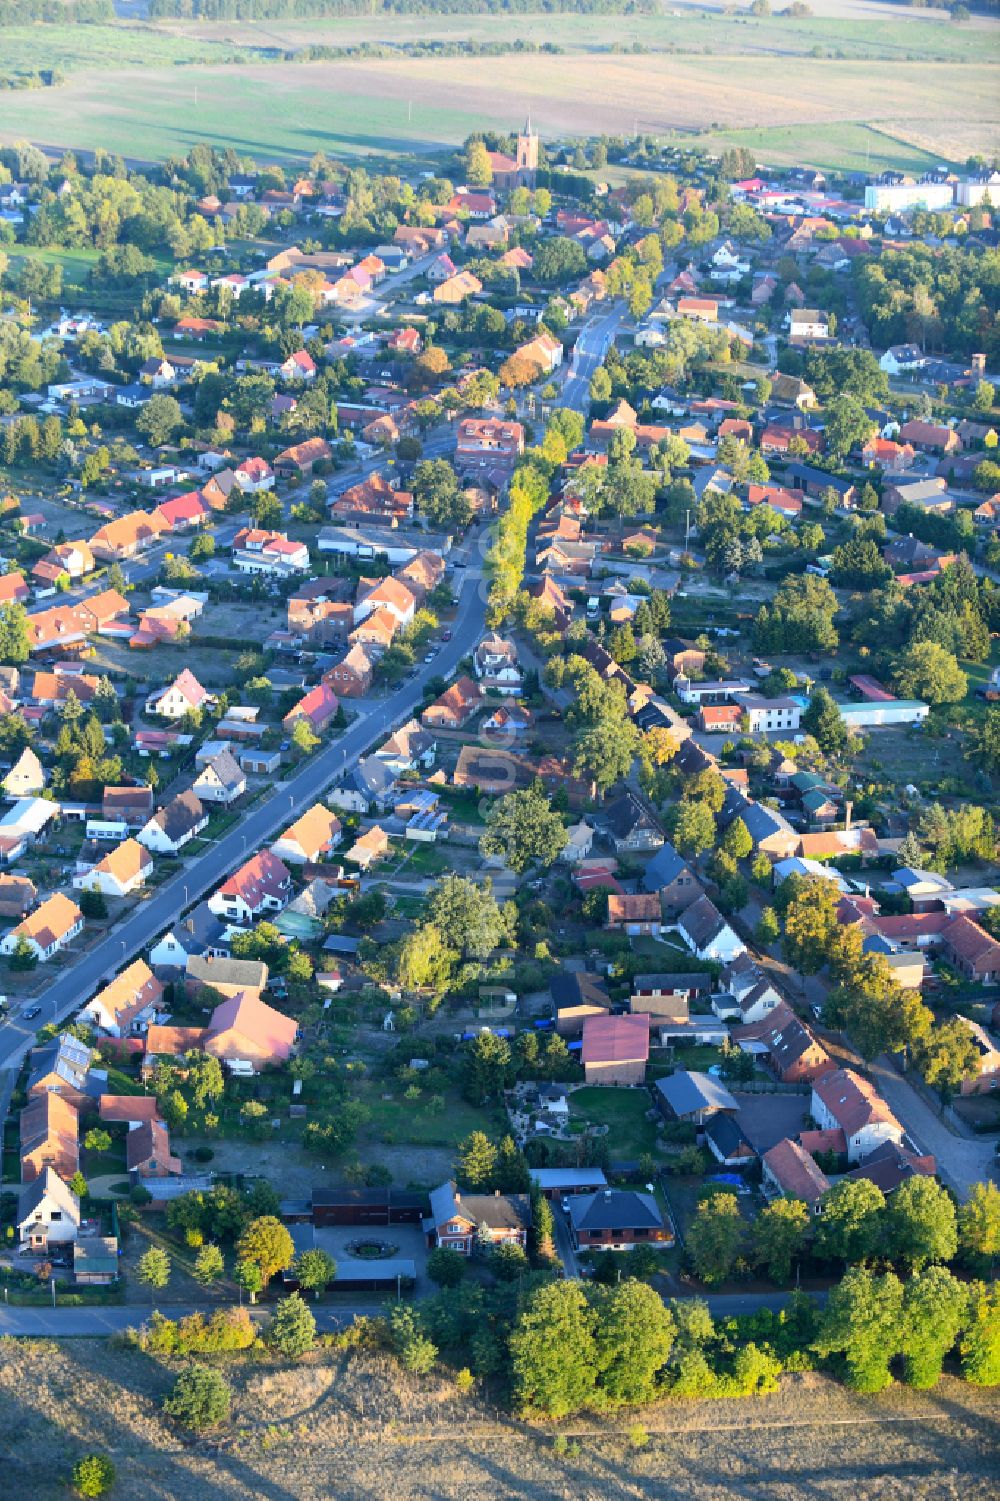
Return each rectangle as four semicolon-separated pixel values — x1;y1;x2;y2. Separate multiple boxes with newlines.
23;1005;42;1020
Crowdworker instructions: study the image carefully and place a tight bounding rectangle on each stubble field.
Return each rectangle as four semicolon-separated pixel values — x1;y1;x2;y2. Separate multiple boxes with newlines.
0;6;996;170
1;1339;998;1500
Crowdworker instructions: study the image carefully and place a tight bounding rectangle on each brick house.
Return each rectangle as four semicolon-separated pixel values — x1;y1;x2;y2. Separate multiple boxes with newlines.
421;675;483;730
424;1180;530;1256
580;1012;650;1085
568;1189;670;1250
324;643;376;697
606;893;662;938
20;1092;79;1183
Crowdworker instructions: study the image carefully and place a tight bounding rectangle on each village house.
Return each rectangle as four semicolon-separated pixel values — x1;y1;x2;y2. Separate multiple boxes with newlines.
567;1189;669;1251
274;437;333;478
146;669;212;721
128;1119;182;1180
233;456;275;493
137;790;208;855
271;804;343;866
208;850;293;925
17;1169;81;1253
344;824;391;870
78;960;165;1038
233;528;310;576
103;786;154;829
761;1139;830;1210
734;1001;834;1084
354;576;417;629
677;895;745;964
193;749;247;806
422;676;483;730
203;991;298;1070
0;874;37;919
433;270;483;304
602;790;665;854
606;893;663;938
897;419;961;455
3;747;46;799
89;510;170;562
473;634;523;696
20;1092;79;1183
324;642;376;697
424;1180;530;1256
641;842;703;912
331;472;414;527
455;417;525;475
283;683;341;736
73;838;152;899
811;1068;904;1162
27;1033;106;1112
1;892;83;963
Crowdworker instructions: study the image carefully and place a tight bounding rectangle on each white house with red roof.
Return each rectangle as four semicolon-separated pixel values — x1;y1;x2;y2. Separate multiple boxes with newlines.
208;850;293;925
388;326;422;355
232;529;310;576
233;456;274;493
811;1068;904;1163
427;253;457;283
280;349;317;382
146;669;212;720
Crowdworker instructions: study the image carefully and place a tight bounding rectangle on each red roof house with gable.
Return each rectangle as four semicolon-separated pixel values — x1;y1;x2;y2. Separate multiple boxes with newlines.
207;850;293;925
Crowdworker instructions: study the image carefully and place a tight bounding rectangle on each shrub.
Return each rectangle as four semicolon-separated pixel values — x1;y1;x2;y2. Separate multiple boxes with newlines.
71;1454;115;1497
163;1364;232;1431
267;1293;316;1358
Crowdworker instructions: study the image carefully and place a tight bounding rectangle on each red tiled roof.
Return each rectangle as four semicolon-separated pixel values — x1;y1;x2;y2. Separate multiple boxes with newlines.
580;1012;650;1066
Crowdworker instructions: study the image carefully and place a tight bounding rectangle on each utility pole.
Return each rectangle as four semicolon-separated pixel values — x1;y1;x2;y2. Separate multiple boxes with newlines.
684;507;691;553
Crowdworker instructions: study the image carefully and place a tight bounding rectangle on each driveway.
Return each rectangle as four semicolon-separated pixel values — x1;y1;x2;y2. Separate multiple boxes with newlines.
869;1056;997;1202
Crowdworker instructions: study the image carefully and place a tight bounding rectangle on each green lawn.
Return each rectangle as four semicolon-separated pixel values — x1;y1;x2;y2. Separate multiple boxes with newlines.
685;122;955;176
354;1077;505;1152
568;1085;659;1162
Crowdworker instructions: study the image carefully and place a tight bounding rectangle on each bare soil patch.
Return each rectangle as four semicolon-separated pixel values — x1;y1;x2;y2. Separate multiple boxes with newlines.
0;1341;997;1501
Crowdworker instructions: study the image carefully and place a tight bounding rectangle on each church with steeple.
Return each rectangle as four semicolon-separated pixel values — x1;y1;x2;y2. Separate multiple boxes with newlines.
487;118;539;191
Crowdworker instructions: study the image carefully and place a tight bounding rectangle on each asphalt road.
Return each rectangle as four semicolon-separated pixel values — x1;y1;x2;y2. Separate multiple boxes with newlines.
0;1286;816;1338
560;303;626;409
0;297;622;1097
0;542;489;1081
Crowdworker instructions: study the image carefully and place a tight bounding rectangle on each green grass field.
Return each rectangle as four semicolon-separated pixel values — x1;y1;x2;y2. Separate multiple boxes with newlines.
0;11;996;169
568;1084;659;1161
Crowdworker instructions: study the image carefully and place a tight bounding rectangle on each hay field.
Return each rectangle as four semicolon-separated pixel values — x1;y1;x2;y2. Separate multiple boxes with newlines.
1;1338;998;1501
0;47;996;169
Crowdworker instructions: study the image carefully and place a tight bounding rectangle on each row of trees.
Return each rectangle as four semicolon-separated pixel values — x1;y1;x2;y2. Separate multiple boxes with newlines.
394;1268;998;1420
688;1177;999;1287
776;874;988;1095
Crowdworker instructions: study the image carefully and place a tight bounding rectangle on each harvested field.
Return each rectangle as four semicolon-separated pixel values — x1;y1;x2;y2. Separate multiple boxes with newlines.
0;43;996;169
0;1340;997;1500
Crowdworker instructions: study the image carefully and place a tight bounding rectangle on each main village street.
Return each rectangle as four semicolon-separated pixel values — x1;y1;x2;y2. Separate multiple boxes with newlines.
0;548;487;1082
0;300;626;1100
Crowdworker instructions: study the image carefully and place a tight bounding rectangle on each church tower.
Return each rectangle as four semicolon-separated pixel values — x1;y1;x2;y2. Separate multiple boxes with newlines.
516;115;539;187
